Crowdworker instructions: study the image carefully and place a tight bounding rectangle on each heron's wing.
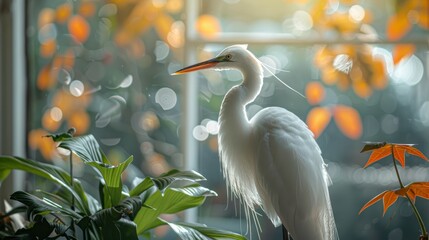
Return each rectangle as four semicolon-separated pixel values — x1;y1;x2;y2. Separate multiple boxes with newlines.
251;107;338;240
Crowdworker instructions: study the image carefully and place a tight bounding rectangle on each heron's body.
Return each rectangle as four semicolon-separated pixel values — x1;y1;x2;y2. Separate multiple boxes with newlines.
173;45;338;240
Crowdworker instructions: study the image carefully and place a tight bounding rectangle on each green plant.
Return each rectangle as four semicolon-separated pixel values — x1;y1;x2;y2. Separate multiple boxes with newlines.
0;133;246;240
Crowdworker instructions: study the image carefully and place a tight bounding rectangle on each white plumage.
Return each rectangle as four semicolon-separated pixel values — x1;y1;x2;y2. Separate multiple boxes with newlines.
173;45;338;240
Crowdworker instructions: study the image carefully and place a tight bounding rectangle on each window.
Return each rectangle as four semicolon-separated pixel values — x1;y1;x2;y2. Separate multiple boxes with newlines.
7;0;429;239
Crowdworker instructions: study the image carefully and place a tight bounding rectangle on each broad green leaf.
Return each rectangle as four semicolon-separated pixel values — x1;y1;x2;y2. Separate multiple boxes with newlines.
165;221;246;240
59;134;107;164
129;177;154;197
10;191;81;219
0;156;90;215
129;169;206;197
135;185;216;234
153;169;206;191
87;156;133;208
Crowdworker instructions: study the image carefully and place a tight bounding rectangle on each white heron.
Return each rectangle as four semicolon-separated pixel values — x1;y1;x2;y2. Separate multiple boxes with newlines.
172;45;338;240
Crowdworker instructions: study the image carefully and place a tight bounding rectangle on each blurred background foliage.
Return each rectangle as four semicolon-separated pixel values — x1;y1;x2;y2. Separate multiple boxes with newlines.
27;0;428;239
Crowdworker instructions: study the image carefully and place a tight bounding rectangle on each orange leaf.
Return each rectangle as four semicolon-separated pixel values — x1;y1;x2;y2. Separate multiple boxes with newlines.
305;81;325;105
37;64;57;90
56;3;72;23
359;190;388;214
38;8;55;28
392;145;406;167
332;105;362;139
382;191;398;215
392;44;416;65
68;15;90;43
79;2;96;18
352;79;372;99
418;11;429;29
306;107;331;139
154;13;174;42
68;111;90;134
40;39;57;58
408;182;429;201
364;145;392;168
403;145;429;161
371;59;387;90
386;14;411;40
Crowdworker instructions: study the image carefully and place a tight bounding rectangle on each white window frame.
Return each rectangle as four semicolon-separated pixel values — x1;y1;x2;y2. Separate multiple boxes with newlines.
0;0;26;210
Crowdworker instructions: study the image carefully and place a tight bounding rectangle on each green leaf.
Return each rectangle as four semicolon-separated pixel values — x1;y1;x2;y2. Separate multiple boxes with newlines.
135;185;216;234
87;156;133;208
43;128;76;142
129;169;206;197
0;169;11;182
153;169;206;192
0;156;91;215
165;221;246;240
59;135;107;164
10;191;81;219
129;178;154;197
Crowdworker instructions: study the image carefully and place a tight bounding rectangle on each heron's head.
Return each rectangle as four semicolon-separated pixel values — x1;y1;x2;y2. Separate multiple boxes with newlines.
172;45;259;75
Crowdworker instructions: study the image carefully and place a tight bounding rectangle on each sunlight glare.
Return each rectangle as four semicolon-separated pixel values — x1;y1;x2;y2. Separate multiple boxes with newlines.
69;80;84;97
349;5;365;22
50;107;63;122
292;10;313;31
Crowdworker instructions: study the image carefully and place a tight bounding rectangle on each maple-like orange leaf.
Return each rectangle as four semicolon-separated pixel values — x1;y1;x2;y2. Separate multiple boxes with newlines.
358;190;398;216
361;143;428;168
406;182;429;203
359;182;429;216
364;145;392;168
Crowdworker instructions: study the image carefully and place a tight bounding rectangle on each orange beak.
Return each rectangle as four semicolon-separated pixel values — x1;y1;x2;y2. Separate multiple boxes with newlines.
171;57;222;75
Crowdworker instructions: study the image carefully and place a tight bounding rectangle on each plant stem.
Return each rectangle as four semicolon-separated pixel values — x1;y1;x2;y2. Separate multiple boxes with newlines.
391;146;427;238
69;151;76;238
70;152;75;210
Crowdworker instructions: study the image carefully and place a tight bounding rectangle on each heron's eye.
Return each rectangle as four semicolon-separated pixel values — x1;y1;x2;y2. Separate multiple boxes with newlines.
225;54;232;61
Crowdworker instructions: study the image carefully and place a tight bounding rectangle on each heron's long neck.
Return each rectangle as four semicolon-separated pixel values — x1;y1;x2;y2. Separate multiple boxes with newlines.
219;64;263;141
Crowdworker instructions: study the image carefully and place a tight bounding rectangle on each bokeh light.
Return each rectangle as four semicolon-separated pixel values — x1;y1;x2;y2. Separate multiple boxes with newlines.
69;80;84;97
391;55;424;86
292;10;313;31
50;107;63;122
155;87;177;110
193;125;209;141
349;5;365;22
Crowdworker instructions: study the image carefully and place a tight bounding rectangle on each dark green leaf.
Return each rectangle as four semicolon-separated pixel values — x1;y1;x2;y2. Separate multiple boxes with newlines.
129;169;206;197
153;169;206;191
15;216;54;239
43;128;75;142
360;142;387;153
1;205;27;218
10;191;81;219
0;156;91;215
